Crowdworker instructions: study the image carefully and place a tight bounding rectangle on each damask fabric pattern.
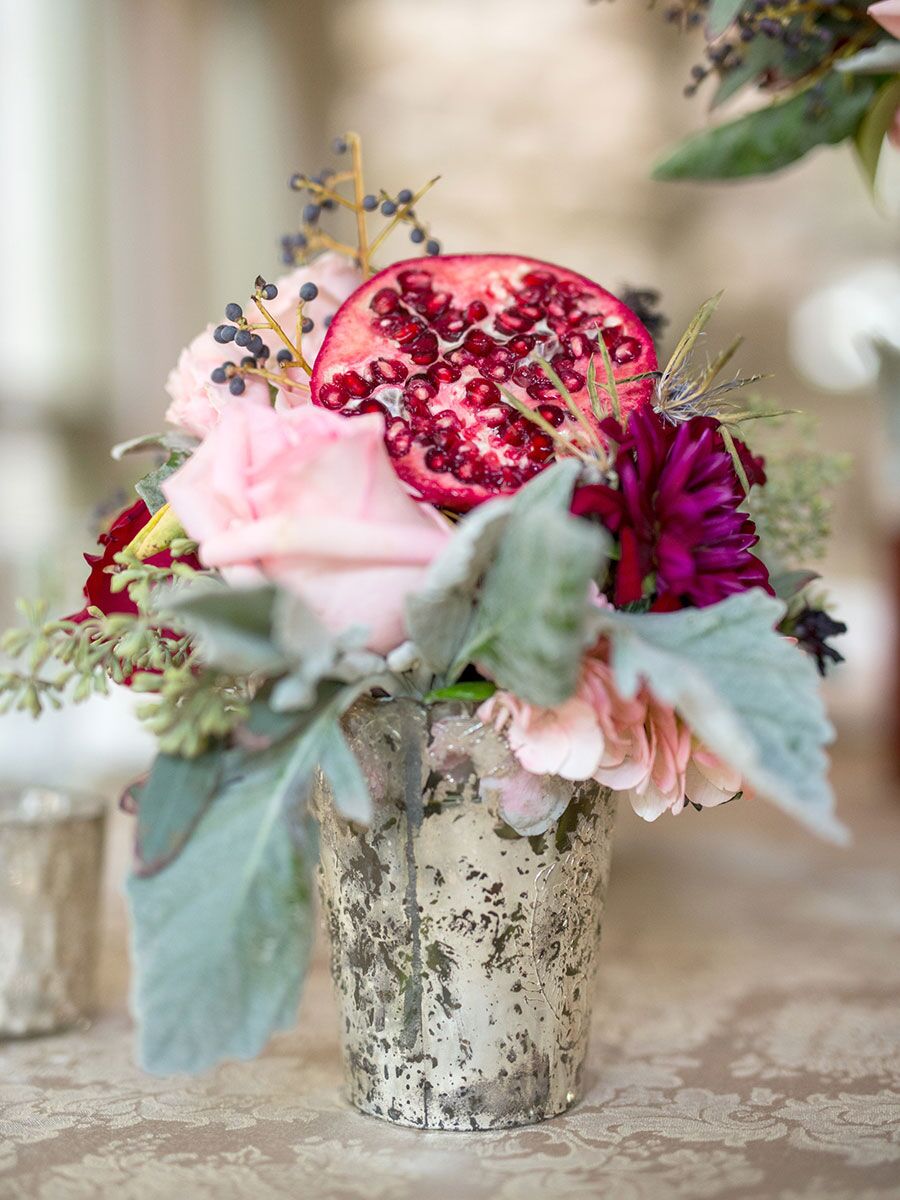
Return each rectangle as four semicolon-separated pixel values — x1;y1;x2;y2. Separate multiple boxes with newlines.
1;747;899;1200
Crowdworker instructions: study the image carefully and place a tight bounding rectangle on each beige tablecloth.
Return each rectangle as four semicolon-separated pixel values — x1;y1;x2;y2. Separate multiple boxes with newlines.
2;743;899;1200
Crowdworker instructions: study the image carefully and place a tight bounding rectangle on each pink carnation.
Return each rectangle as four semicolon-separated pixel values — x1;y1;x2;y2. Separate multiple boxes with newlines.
163;399;450;653
164;253;362;438
480;646;743;826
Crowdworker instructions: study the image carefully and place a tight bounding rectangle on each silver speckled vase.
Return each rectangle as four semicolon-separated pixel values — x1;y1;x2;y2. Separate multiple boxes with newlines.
314;697;616;1131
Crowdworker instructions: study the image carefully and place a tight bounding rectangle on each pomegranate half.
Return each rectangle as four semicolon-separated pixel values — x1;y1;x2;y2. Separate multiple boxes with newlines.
310;254;658;510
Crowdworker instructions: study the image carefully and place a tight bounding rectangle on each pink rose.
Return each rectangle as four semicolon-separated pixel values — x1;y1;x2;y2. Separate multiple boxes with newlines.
164;253;362;438
164;326;271;439
870;1;900;39
162;400;450;653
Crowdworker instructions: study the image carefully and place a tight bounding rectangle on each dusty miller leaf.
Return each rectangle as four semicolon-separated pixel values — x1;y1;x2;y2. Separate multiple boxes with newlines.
131;747;225;877
406;498;513;673
452;461;610;707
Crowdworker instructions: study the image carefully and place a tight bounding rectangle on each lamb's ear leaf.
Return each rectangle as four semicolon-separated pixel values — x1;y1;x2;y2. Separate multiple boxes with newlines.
406;497;513;673
836;42;900;76
591;590;846;844
451;461;611;707
128;686;357;1075
160;584;290;675
131;746;226;876
654;75;878;180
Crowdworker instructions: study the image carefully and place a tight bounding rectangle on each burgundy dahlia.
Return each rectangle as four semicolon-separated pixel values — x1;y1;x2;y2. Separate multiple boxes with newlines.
572;407;771;610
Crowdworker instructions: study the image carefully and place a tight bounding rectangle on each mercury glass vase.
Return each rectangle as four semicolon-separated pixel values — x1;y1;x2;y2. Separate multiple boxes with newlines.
314;697;616;1131
0;787;106;1037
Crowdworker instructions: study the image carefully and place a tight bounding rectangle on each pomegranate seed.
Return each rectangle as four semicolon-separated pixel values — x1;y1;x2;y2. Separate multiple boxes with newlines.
513;363;540;387
551;354;575;372
537;403;565;427
481;359;513;382
480;404;512;427
522;270;556;288
546;299;566;318
385;418;412;457
463;329;495;358
397;268;433;292
556;280;584;298
558;369;585;392
433;409;462;434
371;357;408;384
547;315;569;336
393;320;424;345
516;286;544;305
465;300;489;322
500;423;527;447
408;332;439;365
356;399;388;416
318;380;348;410
601;326;624;349
494;308;534;334
443;347;470;370
428;360;460;384
563;333;588;359
526;381;561;403
613;337;640;364
370;288;400;316
507;335;536;358
433;311;468;339
526;432;555;463
425;448;450;472
405;374;436;403
501;466;524;488
342;370;371;397
423;291;451;317
517;303;543;321
465;378;501;405
565;308;584;327
452;447;480;482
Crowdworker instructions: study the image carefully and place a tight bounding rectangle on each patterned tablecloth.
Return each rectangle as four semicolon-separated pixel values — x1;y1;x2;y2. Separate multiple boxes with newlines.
2;742;899;1200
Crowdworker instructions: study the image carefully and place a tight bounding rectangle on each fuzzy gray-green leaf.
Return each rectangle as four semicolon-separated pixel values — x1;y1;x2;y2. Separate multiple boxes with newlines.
453;462;610;707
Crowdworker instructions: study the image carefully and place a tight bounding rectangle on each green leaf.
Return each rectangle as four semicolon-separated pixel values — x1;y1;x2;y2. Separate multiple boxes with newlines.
452;461;611;707
162;584;290;675
406;498;513;673
837;42;900;75
654;75;878;181
136;450;191;514
131;747;226;876
711;39;821;110
424;681;497;704
770;569;820;601
128;710;339;1075
591;591;846;843
112;431;198;460
708;0;746;38
317;721;372;823
854;78;900;193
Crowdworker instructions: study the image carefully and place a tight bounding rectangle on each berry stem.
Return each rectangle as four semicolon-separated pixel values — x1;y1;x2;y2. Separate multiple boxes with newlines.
367;177;441;259
252;296;311;375
347;131;372;279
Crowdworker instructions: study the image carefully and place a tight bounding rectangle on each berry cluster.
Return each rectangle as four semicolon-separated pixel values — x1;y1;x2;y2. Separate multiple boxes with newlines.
282;132;441;273
657;0;880;99
208;132;443;399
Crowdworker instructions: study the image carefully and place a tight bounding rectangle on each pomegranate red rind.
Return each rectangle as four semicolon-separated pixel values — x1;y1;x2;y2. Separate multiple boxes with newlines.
310;254;658;510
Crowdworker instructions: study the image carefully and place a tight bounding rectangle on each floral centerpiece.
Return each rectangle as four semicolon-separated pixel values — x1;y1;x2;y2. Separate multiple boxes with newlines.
0;135;848;1130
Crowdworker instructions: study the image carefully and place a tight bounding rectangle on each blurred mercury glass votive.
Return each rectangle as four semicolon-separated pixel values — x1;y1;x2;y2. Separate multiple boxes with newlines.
0;787;106;1037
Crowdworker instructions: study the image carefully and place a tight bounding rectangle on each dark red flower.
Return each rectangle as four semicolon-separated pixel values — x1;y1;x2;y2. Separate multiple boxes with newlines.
572;407;771;609
68;498;200;623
